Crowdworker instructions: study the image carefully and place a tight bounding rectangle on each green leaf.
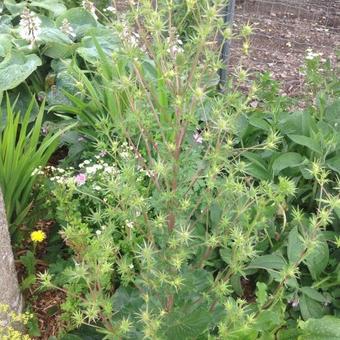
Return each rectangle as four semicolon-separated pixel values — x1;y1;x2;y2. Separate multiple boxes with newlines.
300;295;325;320
248;116;271;131
248;254;286;271
326;155;340;174
21;274;36;290
0;34;12;58
298;316;340;339
55;8;97;39
76;29;120;63
243;152;270;180
0;53;42;91
288;134;321;154
4;0;26;15
256;282;268;306
287;227;305;264
30;0;67;16
272;152;303;174
20;250;37;275
304;241;329;279
300;287;327;303
164;306;212;339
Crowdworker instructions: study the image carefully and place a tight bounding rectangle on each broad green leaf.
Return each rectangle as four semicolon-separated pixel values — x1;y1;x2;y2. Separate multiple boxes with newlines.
76;29;120;63
243;152;270;180
39;27;73;45
298;316;340;339
300;287;327;303
0;53;42;91
288;134;321;154
326;155;340;174
248;116;271;131
304;241;329;279
4;0;26;15
248;254;286;271
30;0;67;16
279;111;317;136
0;34;12;58
287;227;305;264
55;8;97;38
300;294;325;320
164;306;212;339
272;152;303;174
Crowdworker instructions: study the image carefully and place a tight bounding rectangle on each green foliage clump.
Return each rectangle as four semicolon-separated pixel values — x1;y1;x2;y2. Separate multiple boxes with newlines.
30;1;340;339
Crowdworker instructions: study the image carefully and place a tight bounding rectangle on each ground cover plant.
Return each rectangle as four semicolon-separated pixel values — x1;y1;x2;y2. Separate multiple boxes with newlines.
0;0;339;339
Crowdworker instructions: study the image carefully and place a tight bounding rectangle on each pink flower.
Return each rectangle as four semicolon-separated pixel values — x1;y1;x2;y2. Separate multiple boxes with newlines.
75;173;86;186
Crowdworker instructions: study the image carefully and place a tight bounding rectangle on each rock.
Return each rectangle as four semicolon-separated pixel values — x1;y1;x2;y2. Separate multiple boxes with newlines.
0;189;23;327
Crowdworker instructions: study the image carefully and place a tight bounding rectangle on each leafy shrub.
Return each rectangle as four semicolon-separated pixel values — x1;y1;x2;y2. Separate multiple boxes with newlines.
34;1;340;339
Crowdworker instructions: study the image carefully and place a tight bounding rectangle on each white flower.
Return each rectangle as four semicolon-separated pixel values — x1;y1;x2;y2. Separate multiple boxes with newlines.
166;35;184;56
96;230;102;236
82;0;98;20
305;48;322;60
129;264;134;269
193;131;203;144
126;221;134;229
19;8;42;47
105;5;116;13
94;185;101;191
60;18;76;39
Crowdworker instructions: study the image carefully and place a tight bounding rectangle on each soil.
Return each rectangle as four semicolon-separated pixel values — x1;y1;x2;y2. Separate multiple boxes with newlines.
230;0;340;95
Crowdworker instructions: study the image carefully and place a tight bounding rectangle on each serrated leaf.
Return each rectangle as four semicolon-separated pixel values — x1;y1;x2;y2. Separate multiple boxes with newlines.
256;282;267;306
287;227;305;264
164;306;212;339
304;241;329;279
300;294;325;320
298;316;340;339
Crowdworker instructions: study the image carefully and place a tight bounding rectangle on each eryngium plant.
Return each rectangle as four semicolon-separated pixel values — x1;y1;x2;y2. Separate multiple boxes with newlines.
39;0;339;338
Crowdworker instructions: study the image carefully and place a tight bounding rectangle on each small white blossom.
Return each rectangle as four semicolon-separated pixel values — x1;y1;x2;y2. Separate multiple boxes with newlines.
126;221;134;229
96;230;102;236
193;131;203;144
19;8;42;47
82;0;98;20
167;35;184;56
60;18;76;39
104;5;117;13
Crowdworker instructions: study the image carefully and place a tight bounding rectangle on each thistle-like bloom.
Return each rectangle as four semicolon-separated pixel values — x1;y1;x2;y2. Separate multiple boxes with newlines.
19;8;42;47
60;18;76;39
82;0;98;20
31;230;46;243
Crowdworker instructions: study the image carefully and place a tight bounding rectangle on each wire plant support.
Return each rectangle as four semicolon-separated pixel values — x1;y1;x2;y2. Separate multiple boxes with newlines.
218;0;236;92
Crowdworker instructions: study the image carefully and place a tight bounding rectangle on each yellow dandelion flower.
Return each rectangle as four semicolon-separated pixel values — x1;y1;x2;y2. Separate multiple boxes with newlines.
30;230;46;243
